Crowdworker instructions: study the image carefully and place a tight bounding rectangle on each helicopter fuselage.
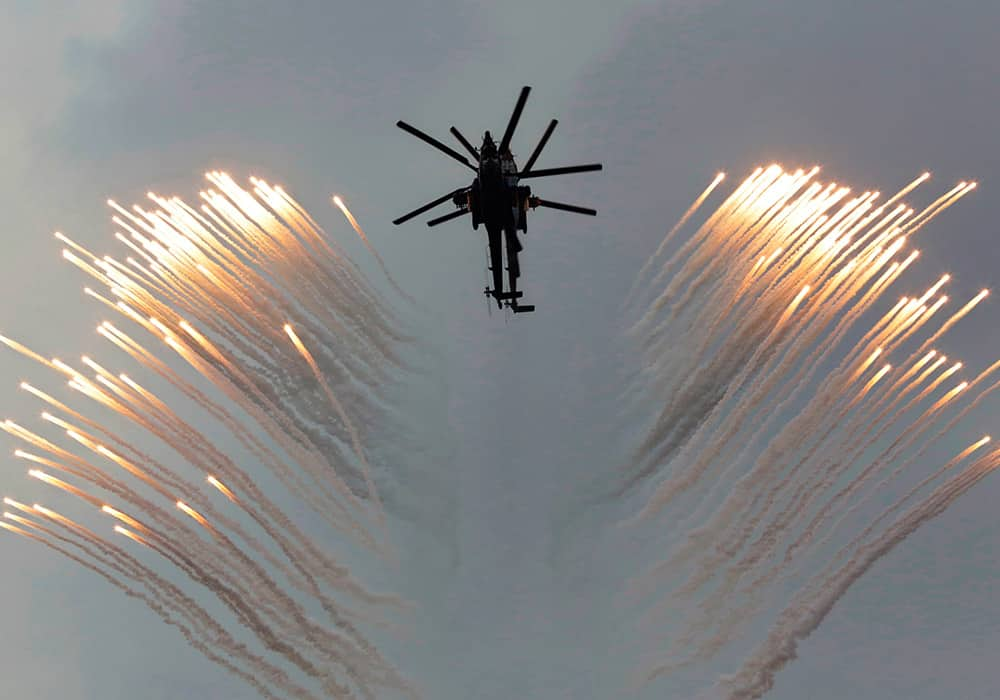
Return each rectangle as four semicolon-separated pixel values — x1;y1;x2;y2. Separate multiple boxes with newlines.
392;85;601;315
462;140;528;308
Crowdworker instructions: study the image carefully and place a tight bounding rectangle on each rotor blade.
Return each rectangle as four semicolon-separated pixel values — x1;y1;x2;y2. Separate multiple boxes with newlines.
499;86;531;154
393;188;468;225
397;120;477;171
450;126;480;160
427;208;470;227
516;163;603;179
521;119;558;174
531;198;597;216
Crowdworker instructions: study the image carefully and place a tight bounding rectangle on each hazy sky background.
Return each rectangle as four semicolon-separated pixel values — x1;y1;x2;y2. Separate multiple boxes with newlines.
2;1;998;698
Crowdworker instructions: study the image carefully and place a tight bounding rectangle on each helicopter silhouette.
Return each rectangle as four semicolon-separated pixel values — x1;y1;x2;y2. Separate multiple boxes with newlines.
393;86;602;314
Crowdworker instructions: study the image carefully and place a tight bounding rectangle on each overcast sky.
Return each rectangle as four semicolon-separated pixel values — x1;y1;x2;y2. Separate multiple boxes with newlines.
2;1;998;698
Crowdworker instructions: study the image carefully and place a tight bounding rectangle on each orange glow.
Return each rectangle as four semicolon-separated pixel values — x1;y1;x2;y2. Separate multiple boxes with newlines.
101;505;148;533
176;501;211;530
3;497;34;515
207;476;238;503
114;525;151;548
950;436;992;466
0;521;32;537
857;364;892;400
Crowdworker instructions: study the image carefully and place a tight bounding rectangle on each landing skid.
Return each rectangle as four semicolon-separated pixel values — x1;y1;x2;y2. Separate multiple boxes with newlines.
485;244;534;316
483;286;535;315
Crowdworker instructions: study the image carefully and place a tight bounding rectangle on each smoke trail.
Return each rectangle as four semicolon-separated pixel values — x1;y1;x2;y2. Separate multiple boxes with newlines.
6;509;315;700
717;458;997;700
625;172;726;309
2;173;420;699
332;195;414;304
618;165;996;696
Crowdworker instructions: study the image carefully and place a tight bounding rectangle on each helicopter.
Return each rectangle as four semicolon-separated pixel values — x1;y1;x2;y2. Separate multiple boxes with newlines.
393;86;602;314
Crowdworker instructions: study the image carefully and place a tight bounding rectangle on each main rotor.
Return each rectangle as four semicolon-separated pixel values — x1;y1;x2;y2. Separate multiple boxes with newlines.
393;86;602;227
